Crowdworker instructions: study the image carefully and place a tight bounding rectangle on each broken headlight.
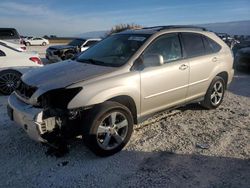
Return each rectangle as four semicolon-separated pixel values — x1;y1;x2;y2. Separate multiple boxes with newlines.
38;87;82;109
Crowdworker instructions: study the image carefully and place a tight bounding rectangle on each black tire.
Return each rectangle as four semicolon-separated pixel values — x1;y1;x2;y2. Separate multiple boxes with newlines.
42;42;46;46
83;101;134;157
201;76;225;109
26;42;30;46
0;70;22;95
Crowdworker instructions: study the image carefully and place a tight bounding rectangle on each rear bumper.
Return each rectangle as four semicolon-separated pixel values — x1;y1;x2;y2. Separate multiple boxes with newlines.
7;93;46;143
228;69;234;86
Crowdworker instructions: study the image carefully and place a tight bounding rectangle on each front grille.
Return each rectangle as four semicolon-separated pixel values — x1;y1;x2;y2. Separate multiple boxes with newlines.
47;49;60;56
15;80;37;99
40;123;47;134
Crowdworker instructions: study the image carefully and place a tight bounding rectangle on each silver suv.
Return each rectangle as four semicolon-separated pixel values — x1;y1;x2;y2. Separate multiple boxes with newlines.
7;26;234;156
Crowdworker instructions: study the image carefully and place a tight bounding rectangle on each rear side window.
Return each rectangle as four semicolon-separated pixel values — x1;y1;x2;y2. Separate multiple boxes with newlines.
203;36;221;53
181;33;205;58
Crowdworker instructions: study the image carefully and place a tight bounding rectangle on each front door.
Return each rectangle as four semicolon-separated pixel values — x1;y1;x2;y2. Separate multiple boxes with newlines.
140;33;189;116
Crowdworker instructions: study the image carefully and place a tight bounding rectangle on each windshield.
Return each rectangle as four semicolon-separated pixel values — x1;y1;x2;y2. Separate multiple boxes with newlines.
68;39;86;46
76;34;150;67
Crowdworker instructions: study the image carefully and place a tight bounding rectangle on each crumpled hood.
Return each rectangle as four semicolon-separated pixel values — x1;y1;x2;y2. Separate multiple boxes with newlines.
22;60;116;90
48;45;75;50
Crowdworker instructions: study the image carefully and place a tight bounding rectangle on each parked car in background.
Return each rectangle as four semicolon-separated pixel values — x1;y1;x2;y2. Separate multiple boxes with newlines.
46;38;101;63
0;28;23;45
0;43;43;95
0;40;26;52
21;36;33;41
232;39;250;55
8;26;234;157
24;37;49;46
234;47;250;70
217;33;240;49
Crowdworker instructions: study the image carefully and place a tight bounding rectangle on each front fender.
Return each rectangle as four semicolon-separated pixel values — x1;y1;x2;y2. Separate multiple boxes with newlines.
67;73;141;113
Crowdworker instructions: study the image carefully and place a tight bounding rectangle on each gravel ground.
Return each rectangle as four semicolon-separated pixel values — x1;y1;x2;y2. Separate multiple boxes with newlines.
0;46;249;187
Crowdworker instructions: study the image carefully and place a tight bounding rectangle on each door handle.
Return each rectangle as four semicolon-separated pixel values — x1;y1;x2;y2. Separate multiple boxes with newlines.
212;57;218;62
179;64;188;70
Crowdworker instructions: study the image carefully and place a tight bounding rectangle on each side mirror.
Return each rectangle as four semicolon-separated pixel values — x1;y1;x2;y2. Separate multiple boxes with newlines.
142;54;164;67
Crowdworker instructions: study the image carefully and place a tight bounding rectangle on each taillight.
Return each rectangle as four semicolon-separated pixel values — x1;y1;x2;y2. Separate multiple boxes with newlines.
21;46;26;51
29;57;43;65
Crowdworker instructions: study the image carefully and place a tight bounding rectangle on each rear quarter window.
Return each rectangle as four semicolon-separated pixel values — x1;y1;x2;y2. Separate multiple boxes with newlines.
205;37;221;53
181;33;205;58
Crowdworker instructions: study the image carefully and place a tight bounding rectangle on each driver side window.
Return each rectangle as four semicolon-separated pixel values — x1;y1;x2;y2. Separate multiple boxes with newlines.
143;33;182;67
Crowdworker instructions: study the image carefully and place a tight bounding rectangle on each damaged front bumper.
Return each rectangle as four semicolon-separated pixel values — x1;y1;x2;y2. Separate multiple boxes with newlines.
8;93;54;143
46;52;62;63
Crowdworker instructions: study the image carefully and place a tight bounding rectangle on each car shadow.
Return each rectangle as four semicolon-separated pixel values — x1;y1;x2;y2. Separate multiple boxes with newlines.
2;134;249;188
178;103;205;111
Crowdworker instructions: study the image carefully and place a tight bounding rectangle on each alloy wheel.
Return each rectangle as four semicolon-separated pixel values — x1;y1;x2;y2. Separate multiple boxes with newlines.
0;72;20;94
210;81;224;106
96;111;128;150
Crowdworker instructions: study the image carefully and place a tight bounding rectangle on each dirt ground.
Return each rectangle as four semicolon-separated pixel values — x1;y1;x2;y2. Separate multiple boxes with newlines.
0;46;249;187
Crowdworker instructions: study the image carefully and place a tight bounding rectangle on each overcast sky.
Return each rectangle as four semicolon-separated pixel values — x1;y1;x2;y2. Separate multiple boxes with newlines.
0;0;249;36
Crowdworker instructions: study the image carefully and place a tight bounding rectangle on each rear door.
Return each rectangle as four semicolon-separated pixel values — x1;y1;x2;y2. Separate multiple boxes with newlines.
180;32;222;100
140;33;189;116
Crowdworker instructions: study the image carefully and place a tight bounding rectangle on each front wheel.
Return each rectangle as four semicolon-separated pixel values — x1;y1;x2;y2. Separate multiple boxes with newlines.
42;42;46;46
0;70;22;95
83;101;134;157
201;76;225;109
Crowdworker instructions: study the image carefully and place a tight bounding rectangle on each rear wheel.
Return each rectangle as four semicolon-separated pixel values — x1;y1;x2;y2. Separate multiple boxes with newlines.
201;76;225;109
26;42;30;46
0;70;21;95
83;101;133;157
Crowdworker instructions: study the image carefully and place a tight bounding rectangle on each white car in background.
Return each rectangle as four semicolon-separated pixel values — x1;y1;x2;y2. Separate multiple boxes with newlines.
0;43;43;95
25;37;49;46
0;40;26;51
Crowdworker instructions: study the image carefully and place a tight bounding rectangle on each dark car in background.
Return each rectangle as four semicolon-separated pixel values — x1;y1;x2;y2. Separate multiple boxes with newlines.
46;38;101;63
0;28;23;45
233;39;250;55
235;47;250;70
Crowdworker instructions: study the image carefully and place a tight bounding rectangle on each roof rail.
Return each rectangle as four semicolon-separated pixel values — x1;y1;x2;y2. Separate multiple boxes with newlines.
142;25;207;31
